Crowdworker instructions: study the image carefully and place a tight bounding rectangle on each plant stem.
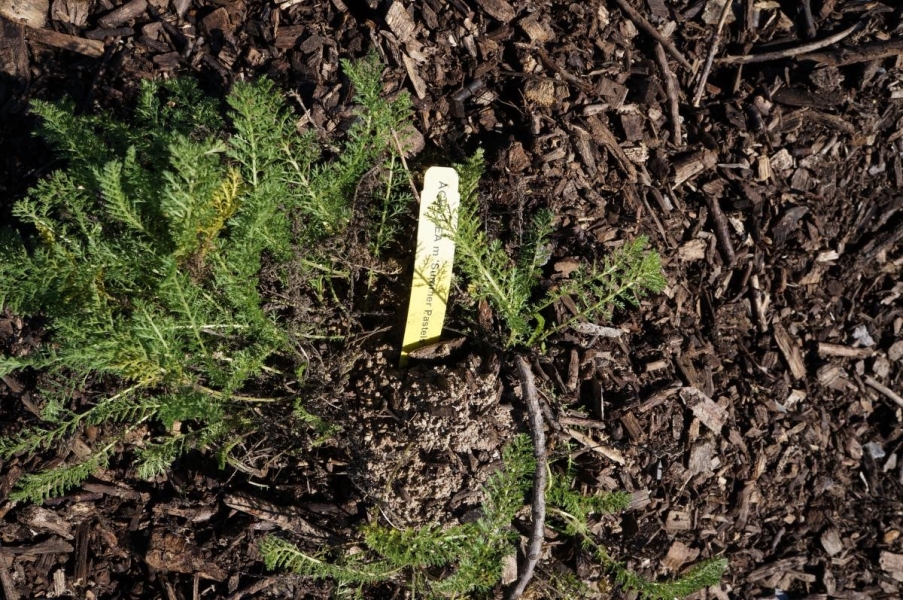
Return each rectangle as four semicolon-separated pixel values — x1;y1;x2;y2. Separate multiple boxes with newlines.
192;383;287;403
539;278;642;342
507;355;547;600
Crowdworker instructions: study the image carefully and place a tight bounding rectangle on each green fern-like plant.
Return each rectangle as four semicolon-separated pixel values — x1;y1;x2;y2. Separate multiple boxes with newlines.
260;434;535;596
429;149;666;348
259;107;706;600
261;435;726;598
0;54;411;503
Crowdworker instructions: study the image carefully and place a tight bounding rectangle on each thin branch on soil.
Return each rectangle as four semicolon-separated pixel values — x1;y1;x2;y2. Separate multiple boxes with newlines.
506;355;547;600
801;36;903;66
717;21;862;65
864;376;903;410
692;0;734;107
703;192;736;266
535;47;594;93
800;0;817;39
817;342;872;359
609;0;691;70
25;26;104;57
226;576;278;600
653;42;682;145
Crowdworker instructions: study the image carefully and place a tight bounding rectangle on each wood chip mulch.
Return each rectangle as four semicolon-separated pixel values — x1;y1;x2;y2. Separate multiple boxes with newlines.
3;0;903;598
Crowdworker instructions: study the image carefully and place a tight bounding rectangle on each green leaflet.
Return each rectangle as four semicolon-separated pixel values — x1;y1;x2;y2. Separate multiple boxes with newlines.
0;53;410;504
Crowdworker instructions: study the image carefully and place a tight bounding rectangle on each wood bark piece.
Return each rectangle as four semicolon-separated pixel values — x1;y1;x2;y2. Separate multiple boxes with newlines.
473;0;515;23
703;191;736;266
97;0;146;28
85;27;133;39
401;53;426;99
16;506;74;539
519;13;554;43
52;0;90;27
506;356;546;600
802;36;903;67
800;0;816;39
717;21;861;65
0;0;47;28
857;222;903;266
773;321;806;380
26;25;104;56
748;556;807;581
585;114;638;183
224;493;338;541
880;551;903;581
787;109;854;134
665;510;691;531
608;0;690;69
688;441;714;474
225;577;278;600
680;387;726;433
145;530;226;581
820;528;843;556
663;540;699;571
566;427;625;464
0;538;73;555
385;1;416;41
0;544;18;600
672;149;717;185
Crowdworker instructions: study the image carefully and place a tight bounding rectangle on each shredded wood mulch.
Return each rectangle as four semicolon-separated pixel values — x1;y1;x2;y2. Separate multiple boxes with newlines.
3;0;903;598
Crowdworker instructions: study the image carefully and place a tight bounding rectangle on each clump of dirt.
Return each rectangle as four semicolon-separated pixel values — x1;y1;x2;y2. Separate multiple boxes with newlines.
344;346;515;526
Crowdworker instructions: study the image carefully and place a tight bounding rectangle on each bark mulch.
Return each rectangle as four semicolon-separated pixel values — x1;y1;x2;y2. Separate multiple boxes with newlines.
3;0;903;598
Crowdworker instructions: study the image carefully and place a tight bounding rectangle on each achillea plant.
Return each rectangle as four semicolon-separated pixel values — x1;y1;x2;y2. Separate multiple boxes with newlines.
0;54;411;503
261;435;726;598
262;149;723;598
429;150;667;348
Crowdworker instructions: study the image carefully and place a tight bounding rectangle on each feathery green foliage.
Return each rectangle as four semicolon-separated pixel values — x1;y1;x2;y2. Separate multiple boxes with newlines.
0;53;411;504
261;435;725;598
429;149;666;348
260;434;535;596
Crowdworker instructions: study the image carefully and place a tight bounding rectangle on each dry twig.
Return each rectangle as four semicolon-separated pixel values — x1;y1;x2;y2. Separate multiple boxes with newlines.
25;26;104;57
692;0;733;106
506;355;547;600
703;192;736;266
226;577;278;600
717;21;861;65
800;0;817;39
864;376;903;410
817;342;872;359
609;0;691;70
801;36;903;66
653;42;682;145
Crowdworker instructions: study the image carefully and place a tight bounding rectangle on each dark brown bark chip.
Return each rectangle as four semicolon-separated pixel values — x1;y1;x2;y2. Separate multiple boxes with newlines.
472;0;516;23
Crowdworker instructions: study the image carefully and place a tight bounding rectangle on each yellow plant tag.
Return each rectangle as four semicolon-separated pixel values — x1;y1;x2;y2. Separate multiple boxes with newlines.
400;167;459;366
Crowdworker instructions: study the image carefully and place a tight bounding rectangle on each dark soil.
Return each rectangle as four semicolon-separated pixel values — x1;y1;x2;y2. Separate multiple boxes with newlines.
3;0;903;598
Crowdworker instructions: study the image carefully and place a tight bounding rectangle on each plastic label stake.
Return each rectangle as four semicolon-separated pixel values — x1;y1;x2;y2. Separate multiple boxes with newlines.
400;167;459;366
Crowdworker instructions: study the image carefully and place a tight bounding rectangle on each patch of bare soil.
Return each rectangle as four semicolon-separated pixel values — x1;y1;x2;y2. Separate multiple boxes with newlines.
344;348;512;526
3;0;903;598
